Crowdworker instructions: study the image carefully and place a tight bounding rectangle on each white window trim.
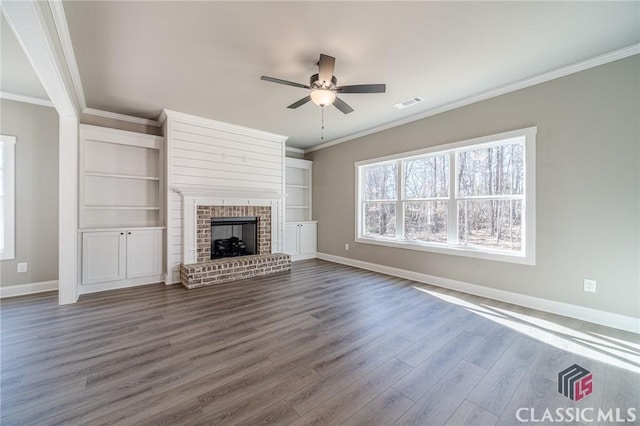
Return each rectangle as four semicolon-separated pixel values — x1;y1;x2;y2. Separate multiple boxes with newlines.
1;135;16;260
355;127;536;265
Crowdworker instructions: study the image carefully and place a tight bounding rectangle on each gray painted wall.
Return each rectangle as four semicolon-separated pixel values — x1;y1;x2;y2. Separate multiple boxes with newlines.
0;99;59;287
308;56;639;318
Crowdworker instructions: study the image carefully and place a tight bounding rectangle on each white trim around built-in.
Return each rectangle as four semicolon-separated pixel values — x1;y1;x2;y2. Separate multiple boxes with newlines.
317;253;640;334
305;43;640;153
0;280;58;298
286;146;305;154
82;108;162;128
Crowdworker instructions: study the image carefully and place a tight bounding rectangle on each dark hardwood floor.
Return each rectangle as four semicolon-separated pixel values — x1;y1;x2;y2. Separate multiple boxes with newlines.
1;259;638;425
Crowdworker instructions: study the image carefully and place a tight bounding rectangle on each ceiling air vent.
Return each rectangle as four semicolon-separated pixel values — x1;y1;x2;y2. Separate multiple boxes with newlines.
394;96;424;110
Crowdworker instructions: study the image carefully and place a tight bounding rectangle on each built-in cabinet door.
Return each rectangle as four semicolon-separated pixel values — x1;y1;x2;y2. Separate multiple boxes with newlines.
126;229;163;279
284;222;318;258
298;222;317;255
284;223;299;255
82;231;126;285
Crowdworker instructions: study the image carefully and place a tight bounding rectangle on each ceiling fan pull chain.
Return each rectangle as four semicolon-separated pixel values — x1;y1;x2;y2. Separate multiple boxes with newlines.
321;106;325;140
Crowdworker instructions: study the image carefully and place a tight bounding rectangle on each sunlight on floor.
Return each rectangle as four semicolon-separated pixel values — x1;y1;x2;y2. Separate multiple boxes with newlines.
412;286;640;374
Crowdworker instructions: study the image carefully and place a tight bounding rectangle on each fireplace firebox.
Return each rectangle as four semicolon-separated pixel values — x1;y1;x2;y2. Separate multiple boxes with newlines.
211;217;258;259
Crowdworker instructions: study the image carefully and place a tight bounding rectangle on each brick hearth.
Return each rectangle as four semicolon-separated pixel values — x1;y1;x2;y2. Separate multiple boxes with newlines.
180;253;291;289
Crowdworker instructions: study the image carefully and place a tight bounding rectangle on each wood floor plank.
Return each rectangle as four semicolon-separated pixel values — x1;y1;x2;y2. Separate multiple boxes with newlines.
393;360;488;425
286;335;413;415
343;387;414;426
444;399;498;426
393;330;485;402
467;335;542;416
290;358;412;425
395;314;472;367
464;325;519;370
234;398;302;426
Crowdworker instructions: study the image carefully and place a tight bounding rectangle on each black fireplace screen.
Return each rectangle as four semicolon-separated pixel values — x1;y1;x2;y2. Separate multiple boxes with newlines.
211;217;258;259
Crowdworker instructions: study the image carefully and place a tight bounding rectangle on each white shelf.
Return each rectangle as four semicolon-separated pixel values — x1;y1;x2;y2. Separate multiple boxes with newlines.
85;206;160;210
85;172;160;181
286;206;310;209
286;184;309;189
80;226;165;232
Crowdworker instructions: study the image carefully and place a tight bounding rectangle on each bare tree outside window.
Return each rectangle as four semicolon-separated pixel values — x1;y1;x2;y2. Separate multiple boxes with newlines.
362;163;397;237
457;142;524;251
404;155;449;243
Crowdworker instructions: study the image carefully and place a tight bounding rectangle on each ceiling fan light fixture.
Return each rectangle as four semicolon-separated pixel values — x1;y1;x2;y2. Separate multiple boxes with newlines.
310;89;336;107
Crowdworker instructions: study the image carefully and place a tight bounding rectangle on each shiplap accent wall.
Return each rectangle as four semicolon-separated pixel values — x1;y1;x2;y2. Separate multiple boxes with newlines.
161;110;288;283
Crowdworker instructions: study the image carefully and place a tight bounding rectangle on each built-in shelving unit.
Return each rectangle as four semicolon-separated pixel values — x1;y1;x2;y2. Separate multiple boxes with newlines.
79;125;164;229
284;157;317;260
285;157;312;222
78;124;165;293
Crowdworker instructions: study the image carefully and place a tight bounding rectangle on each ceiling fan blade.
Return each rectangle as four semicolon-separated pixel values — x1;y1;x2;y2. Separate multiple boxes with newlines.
287;95;312;109
333;96;354;114
336;84;386;94
318;54;336;86
261;76;310;89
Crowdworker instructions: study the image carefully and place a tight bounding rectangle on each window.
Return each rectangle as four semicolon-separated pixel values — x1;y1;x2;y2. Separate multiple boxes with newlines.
356;127;536;264
1;135;16;260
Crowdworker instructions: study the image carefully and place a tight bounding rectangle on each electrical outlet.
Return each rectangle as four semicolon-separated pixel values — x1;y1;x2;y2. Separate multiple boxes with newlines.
17;262;28;273
345;243;350;251
583;279;596;293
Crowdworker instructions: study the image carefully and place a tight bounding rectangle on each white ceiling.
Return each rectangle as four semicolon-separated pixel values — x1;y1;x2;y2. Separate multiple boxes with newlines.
6;2;640;149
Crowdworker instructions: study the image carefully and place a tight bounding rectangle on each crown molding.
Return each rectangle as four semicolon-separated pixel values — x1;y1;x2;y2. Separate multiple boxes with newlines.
82;107;162;127
0;91;54;108
161;109;288;143
306;43;640;153
285;146;305;154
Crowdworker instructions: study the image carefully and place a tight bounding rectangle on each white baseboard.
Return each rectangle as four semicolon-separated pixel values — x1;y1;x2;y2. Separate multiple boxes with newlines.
0;280;58;298
79;275;164;295
317;253;640;334
291;253;317;261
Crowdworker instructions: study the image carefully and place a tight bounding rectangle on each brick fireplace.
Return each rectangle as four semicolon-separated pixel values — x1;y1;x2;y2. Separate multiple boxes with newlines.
196;205;272;261
176;190;290;289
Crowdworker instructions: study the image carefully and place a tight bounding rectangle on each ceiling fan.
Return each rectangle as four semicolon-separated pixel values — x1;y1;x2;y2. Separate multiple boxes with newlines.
260;54;386;114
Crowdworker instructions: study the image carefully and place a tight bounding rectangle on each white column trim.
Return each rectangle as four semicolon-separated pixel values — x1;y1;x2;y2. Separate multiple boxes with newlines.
0;91;54;108
58;117;79;304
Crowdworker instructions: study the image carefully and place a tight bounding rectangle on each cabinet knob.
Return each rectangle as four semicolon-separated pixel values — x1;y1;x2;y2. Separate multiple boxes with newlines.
128;232;132;235
120;232;124;235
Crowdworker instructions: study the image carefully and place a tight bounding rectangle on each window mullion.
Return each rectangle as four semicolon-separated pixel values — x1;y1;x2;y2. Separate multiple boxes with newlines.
447;151;457;244
396;160;404;240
